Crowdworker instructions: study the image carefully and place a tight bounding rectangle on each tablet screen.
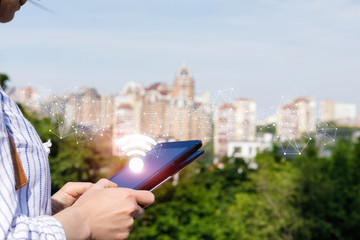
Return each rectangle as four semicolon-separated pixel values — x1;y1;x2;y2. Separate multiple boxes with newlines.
109;144;189;189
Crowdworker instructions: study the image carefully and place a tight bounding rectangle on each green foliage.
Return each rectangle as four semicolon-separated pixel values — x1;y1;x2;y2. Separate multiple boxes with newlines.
50;139;100;193
223;154;301;240
292;138;360;240
130;137;360;240
0;73;9;90
257;124;276;134
196;139;214;171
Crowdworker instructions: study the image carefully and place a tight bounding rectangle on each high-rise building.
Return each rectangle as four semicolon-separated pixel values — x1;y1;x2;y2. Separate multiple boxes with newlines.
113;103;137;156
141;83;171;138
277;97;316;140
233;98;257;142
112;65;212;156
171;64;194;103
8;86;40;112
319;100;334;123
190;92;212;142
112;82;144;155
214;103;237;157
319;100;358;126
169;64;194;141
169;65;212;142
64;88;101;130
214;98;256;157
41;94;66;119
98;94;114;132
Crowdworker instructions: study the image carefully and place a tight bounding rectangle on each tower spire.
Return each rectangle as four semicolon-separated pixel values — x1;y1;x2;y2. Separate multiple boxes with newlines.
172;64;194;102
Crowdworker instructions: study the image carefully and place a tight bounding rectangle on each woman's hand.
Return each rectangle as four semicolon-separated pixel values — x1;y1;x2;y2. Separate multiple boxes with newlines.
53;180;155;240
51;179;117;214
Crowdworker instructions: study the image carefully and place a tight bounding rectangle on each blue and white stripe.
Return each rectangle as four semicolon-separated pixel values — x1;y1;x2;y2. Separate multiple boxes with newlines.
0;88;66;239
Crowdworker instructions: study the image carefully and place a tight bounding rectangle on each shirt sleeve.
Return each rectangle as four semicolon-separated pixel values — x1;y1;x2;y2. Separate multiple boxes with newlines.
0;108;66;239
7;215;66;239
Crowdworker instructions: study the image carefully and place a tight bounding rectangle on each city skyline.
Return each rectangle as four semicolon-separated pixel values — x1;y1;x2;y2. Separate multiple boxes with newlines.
5;70;344;168
8;66;349;158
8;76;360;124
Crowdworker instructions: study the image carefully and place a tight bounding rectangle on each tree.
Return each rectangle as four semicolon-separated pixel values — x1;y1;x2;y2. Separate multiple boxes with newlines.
224;154;302;240
18;104;120;194
257;124;276;134
0;73;9;90
292;138;360;240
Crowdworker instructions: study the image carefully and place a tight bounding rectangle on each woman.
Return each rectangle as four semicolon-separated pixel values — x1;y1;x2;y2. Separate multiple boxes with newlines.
0;1;155;239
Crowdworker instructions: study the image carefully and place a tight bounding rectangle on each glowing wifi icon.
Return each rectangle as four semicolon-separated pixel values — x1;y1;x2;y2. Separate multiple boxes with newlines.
116;135;157;173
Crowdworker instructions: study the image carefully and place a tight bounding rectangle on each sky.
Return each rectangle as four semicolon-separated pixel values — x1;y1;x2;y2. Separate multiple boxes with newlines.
1;0;360;113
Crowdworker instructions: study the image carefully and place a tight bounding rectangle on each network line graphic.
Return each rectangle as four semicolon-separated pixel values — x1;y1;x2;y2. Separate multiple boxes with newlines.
11;85;338;157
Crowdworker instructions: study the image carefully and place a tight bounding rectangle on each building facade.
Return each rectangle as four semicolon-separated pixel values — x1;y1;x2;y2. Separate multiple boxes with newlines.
319;100;358;126
112;65;212;155
214;98;256;157
9;86;40;112
277;97;316;140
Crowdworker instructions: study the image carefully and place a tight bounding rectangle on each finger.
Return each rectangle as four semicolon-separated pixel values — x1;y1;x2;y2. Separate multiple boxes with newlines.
96;178;118;188
131;205;145;219
63;182;93;198
133;190;155;208
91;183;105;190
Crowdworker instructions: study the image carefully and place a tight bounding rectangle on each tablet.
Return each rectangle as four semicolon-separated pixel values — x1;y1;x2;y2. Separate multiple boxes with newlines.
150;150;205;191
171;150;205;176
109;140;202;191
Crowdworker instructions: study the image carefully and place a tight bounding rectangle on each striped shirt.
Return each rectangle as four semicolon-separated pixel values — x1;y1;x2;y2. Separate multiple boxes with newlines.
0;88;66;239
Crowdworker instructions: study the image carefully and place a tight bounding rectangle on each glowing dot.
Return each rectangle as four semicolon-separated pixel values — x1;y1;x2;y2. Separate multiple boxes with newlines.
129;157;144;173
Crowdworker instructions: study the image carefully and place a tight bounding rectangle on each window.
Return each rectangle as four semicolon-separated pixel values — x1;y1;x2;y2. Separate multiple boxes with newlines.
234;147;242;153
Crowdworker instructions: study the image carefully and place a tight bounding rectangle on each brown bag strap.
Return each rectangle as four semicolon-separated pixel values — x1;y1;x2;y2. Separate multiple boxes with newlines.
6;130;28;190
